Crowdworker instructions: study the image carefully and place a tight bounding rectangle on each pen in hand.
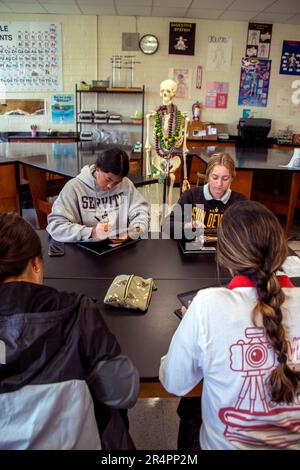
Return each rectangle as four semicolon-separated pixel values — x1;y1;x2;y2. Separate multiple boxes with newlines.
93;215;110;239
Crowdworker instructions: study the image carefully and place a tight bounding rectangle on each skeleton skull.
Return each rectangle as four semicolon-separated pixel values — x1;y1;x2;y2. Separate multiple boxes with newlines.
160;79;177;106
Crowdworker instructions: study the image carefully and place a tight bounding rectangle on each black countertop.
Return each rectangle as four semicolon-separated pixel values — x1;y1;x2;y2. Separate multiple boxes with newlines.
188;145;300;172
0;131;78;141
0;141;157;186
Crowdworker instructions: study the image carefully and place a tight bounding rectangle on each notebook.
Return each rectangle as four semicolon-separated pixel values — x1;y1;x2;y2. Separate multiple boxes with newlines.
78;236;139;256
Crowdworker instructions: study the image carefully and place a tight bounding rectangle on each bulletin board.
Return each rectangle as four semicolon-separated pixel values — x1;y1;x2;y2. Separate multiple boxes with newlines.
0;21;62;92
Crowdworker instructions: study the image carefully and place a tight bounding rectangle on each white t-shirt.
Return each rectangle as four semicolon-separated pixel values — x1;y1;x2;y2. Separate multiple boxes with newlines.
159;275;300;450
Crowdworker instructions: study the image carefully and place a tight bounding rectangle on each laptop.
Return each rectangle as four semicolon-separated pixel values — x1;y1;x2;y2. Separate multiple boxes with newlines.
78;236;139;256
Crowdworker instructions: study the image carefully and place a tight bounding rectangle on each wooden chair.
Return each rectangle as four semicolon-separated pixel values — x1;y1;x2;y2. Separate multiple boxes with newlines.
25;166;69;228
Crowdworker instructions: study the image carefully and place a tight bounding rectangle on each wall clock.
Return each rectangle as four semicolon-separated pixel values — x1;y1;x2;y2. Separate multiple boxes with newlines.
139;34;159;55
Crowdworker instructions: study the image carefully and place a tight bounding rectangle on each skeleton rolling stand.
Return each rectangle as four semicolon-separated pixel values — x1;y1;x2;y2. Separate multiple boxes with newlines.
145;79;190;214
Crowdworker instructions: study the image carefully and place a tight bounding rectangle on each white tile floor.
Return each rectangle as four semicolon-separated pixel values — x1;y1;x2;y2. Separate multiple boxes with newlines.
22;190;300;450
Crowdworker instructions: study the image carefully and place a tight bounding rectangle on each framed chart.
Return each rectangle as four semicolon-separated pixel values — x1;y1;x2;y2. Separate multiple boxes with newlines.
0;22;62;92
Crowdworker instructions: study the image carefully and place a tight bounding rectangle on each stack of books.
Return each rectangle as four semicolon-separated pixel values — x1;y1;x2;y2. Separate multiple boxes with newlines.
94;110;108;123
79;110;93;123
80;131;93;141
108;114;122;123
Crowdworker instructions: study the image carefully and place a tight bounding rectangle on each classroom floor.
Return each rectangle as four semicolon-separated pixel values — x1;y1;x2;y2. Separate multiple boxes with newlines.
22;187;300;450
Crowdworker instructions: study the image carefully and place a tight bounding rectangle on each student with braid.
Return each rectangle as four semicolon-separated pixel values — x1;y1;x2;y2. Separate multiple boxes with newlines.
160;200;300;450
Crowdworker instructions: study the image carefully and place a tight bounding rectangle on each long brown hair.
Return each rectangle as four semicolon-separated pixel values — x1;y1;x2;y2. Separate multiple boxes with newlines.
217;200;300;404
205;152;236;182
0;212;42;282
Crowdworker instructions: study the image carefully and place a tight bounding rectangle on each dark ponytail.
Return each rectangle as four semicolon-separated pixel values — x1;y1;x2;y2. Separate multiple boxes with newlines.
0;212;42;282
95;146;129;177
217;200;300;404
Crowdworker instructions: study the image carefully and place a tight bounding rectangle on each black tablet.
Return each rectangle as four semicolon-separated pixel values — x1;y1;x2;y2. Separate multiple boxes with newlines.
177;238;216;255
77;237;139;256
177;288;201;308
174;285;218;320
177;228;217;255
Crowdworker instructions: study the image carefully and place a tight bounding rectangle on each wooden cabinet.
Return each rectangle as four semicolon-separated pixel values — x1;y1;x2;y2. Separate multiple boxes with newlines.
0;164;20;213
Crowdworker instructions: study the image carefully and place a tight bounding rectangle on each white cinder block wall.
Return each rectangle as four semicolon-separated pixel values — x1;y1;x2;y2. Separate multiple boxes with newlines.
1;14;300;136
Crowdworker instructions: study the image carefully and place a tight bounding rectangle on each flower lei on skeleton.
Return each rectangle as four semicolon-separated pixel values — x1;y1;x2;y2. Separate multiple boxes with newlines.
154;104;182;159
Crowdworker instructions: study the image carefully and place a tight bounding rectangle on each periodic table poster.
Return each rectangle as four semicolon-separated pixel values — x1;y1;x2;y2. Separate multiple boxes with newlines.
0;22;62;92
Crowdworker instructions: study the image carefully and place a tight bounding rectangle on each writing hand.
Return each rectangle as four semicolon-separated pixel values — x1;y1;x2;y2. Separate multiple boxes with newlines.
91;222;111;240
109;232;129;244
109;227;141;244
184;221;206;230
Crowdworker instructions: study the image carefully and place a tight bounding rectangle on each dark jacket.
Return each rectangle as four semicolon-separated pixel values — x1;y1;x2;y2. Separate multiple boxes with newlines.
164;185;247;238
0;282;139;450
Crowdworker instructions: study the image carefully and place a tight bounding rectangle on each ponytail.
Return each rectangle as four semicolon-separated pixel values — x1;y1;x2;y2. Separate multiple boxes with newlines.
218;200;300;404
250;271;300;403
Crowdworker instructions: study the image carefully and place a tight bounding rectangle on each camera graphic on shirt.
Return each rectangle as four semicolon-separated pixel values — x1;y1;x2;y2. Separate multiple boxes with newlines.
230;327;275;372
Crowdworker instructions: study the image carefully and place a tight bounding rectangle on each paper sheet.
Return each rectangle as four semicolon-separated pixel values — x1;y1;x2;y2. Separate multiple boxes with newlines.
282;256;300;278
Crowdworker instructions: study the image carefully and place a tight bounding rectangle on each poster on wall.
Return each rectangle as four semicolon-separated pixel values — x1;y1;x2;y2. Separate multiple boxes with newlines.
207;36;232;72
0;21;62;92
238;58;271;108
205;81;229;109
245;23;272;59
169;68;191;99
51;94;74;124
280;40;300;75
169;22;196;56
0;99;45;116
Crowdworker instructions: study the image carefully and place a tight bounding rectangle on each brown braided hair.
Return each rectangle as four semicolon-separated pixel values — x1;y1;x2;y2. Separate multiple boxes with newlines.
217;200;300;404
0;212;42;283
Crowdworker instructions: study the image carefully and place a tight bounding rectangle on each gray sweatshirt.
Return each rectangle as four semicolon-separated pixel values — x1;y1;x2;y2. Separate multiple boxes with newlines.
47;164;149;242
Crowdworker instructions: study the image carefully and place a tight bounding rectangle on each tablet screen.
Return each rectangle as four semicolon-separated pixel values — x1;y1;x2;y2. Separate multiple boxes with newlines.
78;237;138;256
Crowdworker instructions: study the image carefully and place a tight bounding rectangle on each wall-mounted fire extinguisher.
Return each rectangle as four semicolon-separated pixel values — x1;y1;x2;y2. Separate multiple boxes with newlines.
192;101;201;121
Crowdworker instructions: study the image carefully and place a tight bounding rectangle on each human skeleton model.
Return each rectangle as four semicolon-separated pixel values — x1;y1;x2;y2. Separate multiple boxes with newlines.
145;79;190;212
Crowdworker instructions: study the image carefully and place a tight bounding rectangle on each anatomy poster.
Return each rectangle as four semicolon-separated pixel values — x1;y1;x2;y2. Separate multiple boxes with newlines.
0;21;62;92
205;81;229;109
238;58;271;107
280;40;300;75
170;68;191;99
207;36;232;72
169;22;196;56
246;23;272;59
